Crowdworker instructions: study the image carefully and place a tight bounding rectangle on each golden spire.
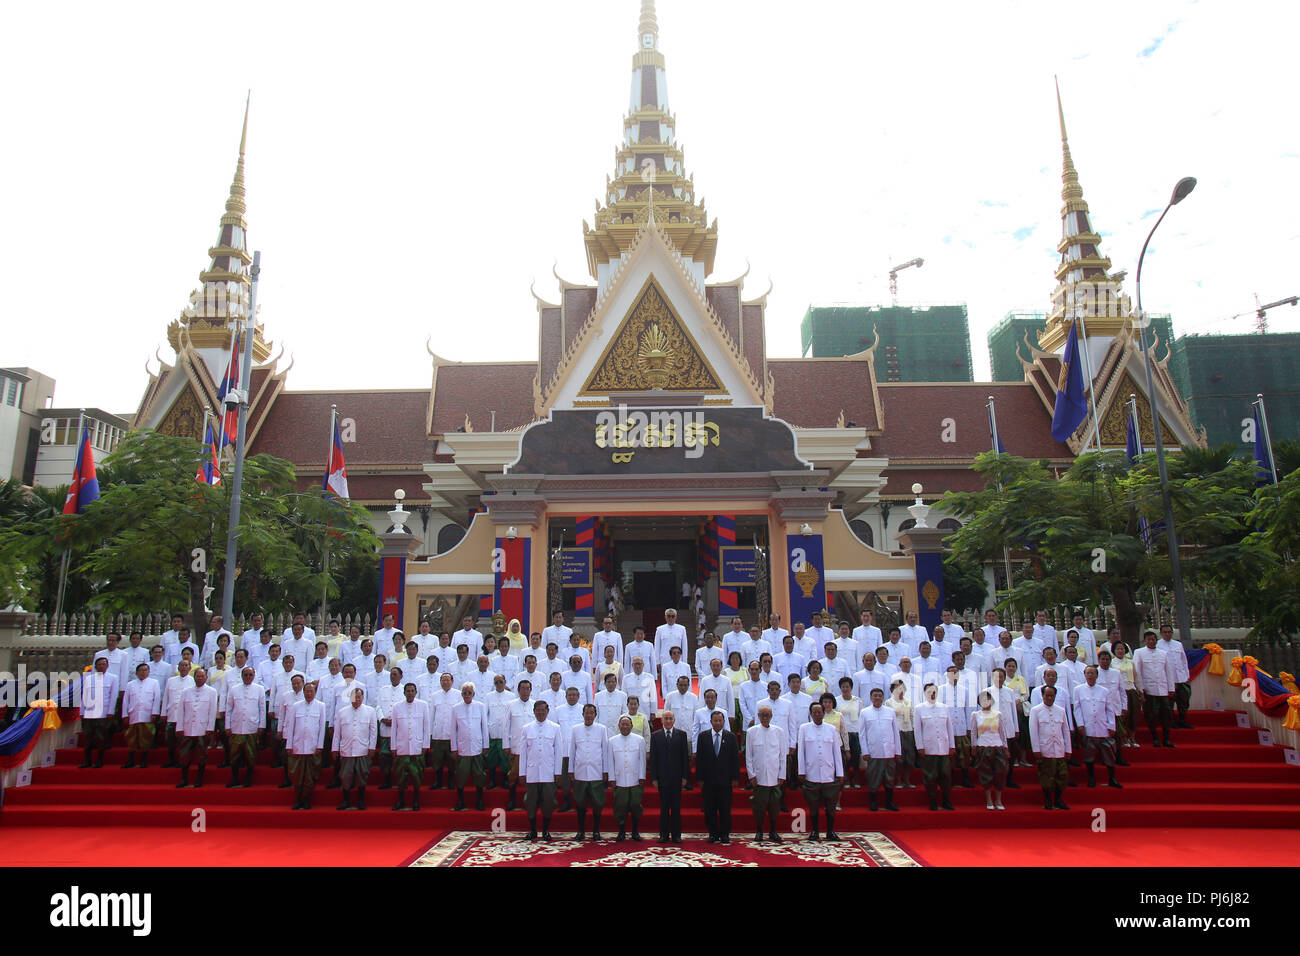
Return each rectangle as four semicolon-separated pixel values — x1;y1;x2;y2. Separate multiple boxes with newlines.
1038;78;1118;353
168;94;271;362
638;0;658;46
583;1;718;282
226;91;250;219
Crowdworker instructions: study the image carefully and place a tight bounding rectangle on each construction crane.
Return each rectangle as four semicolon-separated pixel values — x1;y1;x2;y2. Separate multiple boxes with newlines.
1225;294;1299;334
888;257;924;305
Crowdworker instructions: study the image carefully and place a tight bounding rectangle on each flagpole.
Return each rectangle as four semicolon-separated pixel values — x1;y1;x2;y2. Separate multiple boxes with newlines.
1254;393;1279;485
53;408;87;627
1129;393;1161;628
321;404;337;623
987;395;1016;600
220;252;261;625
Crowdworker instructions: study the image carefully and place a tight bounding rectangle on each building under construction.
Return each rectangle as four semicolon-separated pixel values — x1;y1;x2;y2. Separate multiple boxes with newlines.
1169;332;1300;450
800;305;973;382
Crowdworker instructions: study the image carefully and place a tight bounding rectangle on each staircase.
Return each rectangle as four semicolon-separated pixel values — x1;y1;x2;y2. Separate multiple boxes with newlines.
3;710;1295;831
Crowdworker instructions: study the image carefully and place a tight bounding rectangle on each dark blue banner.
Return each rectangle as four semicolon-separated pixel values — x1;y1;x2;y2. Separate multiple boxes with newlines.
785;534;827;627
560;547;593;588
913;551;946;635
719;546;757;587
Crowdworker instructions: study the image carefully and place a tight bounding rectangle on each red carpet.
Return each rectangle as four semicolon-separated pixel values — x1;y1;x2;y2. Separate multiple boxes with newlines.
2;710;1295;865
896;828;1300;868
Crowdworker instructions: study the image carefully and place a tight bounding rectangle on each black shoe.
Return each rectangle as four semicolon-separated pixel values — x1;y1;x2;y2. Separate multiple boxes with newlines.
1054;795;1071;810
941;798;955;811
411;795;421;811
825;831;840;841
122;755;136;769
79;755;93;769
392;796;406;811
475;790;485;811
869;795;878;811
807;831;821;842
579;829;590;841
1005;779;1021;789
454;790;466;811
542;830;553;842
754;831;765;843
719;837;729;845
526;829;538;842
1116;756;1131;767
506;795;517;812
930;797;940;811
630;830;642;842
175;774;189;789
1163;738;1175;748
356;790;367;811
327;779;342;789
1042;788;1053;810
591;832;603;842
884;789;899;811
278;780;292;789
617;827;627;842
1176;722;1194;730
769;830;782;843
226;777;241;788
337;796;351;811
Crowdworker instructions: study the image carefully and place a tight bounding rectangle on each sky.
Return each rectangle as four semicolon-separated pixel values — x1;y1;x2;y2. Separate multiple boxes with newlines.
3;0;1297;414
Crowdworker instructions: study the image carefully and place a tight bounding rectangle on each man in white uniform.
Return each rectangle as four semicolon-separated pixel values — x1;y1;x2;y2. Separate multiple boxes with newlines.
851;609;882;658
747;704;786;842
1134;630;1178;747
653;608;688;675
160;659;195;769
176;668;219;788
224;666;265;788
720;616;748;665
79;652;120;768
540;611;572;652
804;612;834;662
518;699;565;841
284;681;328;809
698;657;733;718
159;614;185;665
623;656;657;717
915;682;956;811
609;714;647;843
372;613;398;655
760;612;788;651
591;616;623;675
121;662;161;769
452;616;484;660
427;671;459;790
1158;623;1193;729
1073;665;1122;789
1033;610;1060;653
860;687;902;811
899;611;929;657
594;672;629;735
391;682;432;811
449;686;488;811
570;703;612;841
332;687;377;810
694;630;723;677
1030;684;1073;810
798;700;845;841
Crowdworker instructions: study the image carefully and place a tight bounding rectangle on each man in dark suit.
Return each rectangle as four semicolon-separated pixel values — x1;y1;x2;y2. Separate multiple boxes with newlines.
695;709;740;844
649;709;691;844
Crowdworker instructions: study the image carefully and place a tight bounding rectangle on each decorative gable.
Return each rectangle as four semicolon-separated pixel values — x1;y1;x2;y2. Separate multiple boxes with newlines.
156;384;207;439
580;277;726;395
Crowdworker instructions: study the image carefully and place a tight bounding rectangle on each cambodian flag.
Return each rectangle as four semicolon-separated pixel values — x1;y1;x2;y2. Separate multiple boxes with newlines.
217;333;241;450
62;427;100;515
322;420;349;499
195;423;221;486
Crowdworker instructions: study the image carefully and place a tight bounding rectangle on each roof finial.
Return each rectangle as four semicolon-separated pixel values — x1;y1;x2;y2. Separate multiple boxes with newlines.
226;92;250;218
1055;76;1082;204
639;0;658;45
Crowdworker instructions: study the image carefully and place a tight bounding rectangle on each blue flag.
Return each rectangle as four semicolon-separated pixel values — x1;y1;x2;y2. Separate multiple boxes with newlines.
1124;410;1142;466
1253;406;1275;486
1051;322;1089;443
988;404;1006;454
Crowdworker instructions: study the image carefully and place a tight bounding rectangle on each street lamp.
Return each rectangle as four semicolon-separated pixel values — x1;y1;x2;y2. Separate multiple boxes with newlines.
1134;176;1195;644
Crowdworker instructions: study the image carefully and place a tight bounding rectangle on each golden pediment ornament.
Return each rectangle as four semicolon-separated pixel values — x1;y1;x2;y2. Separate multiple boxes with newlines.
921;579;941;610
157;386;206;440
581;278;726;394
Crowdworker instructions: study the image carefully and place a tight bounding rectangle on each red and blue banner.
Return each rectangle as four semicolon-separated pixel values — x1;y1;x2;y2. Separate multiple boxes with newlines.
196;423;221;486
716;515;737;617
322;419;349;499
217;333;242;450
696;516;718;582
573;516;595;616
62;427;100;515
377;555;406;628
494;536;530;637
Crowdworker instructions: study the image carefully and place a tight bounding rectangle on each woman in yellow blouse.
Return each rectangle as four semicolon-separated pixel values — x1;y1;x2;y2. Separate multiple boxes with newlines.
803;659;829;701
970;690;1010;810
1111;641;1139;748
724;651;747;733
1003;658;1031;766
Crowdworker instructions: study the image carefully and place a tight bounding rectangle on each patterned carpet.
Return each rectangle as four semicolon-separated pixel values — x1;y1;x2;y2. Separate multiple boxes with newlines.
410;830;924;867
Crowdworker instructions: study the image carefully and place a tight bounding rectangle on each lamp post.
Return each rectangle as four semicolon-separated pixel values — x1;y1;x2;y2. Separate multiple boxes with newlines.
1134;177;1195;643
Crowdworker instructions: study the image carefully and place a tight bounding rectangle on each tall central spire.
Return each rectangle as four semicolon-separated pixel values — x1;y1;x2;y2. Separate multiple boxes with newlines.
1039;79;1122;352
583;0;718;289
168;94;271;363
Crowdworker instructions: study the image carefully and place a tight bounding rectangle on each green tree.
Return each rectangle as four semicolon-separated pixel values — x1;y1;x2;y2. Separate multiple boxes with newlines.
941;550;987;613
942;450;1268;646
1229;470;1300;640
44;431;379;629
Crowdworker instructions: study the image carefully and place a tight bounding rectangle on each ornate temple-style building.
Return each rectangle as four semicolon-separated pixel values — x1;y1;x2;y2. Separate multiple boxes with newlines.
131;1;1203;638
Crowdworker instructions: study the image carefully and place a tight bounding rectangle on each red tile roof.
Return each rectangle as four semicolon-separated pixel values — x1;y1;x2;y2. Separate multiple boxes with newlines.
429;363;538;435
768;358;882;430
872;383;1071;461
879;466;991;497
250;390;432;467
291;472;431;503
